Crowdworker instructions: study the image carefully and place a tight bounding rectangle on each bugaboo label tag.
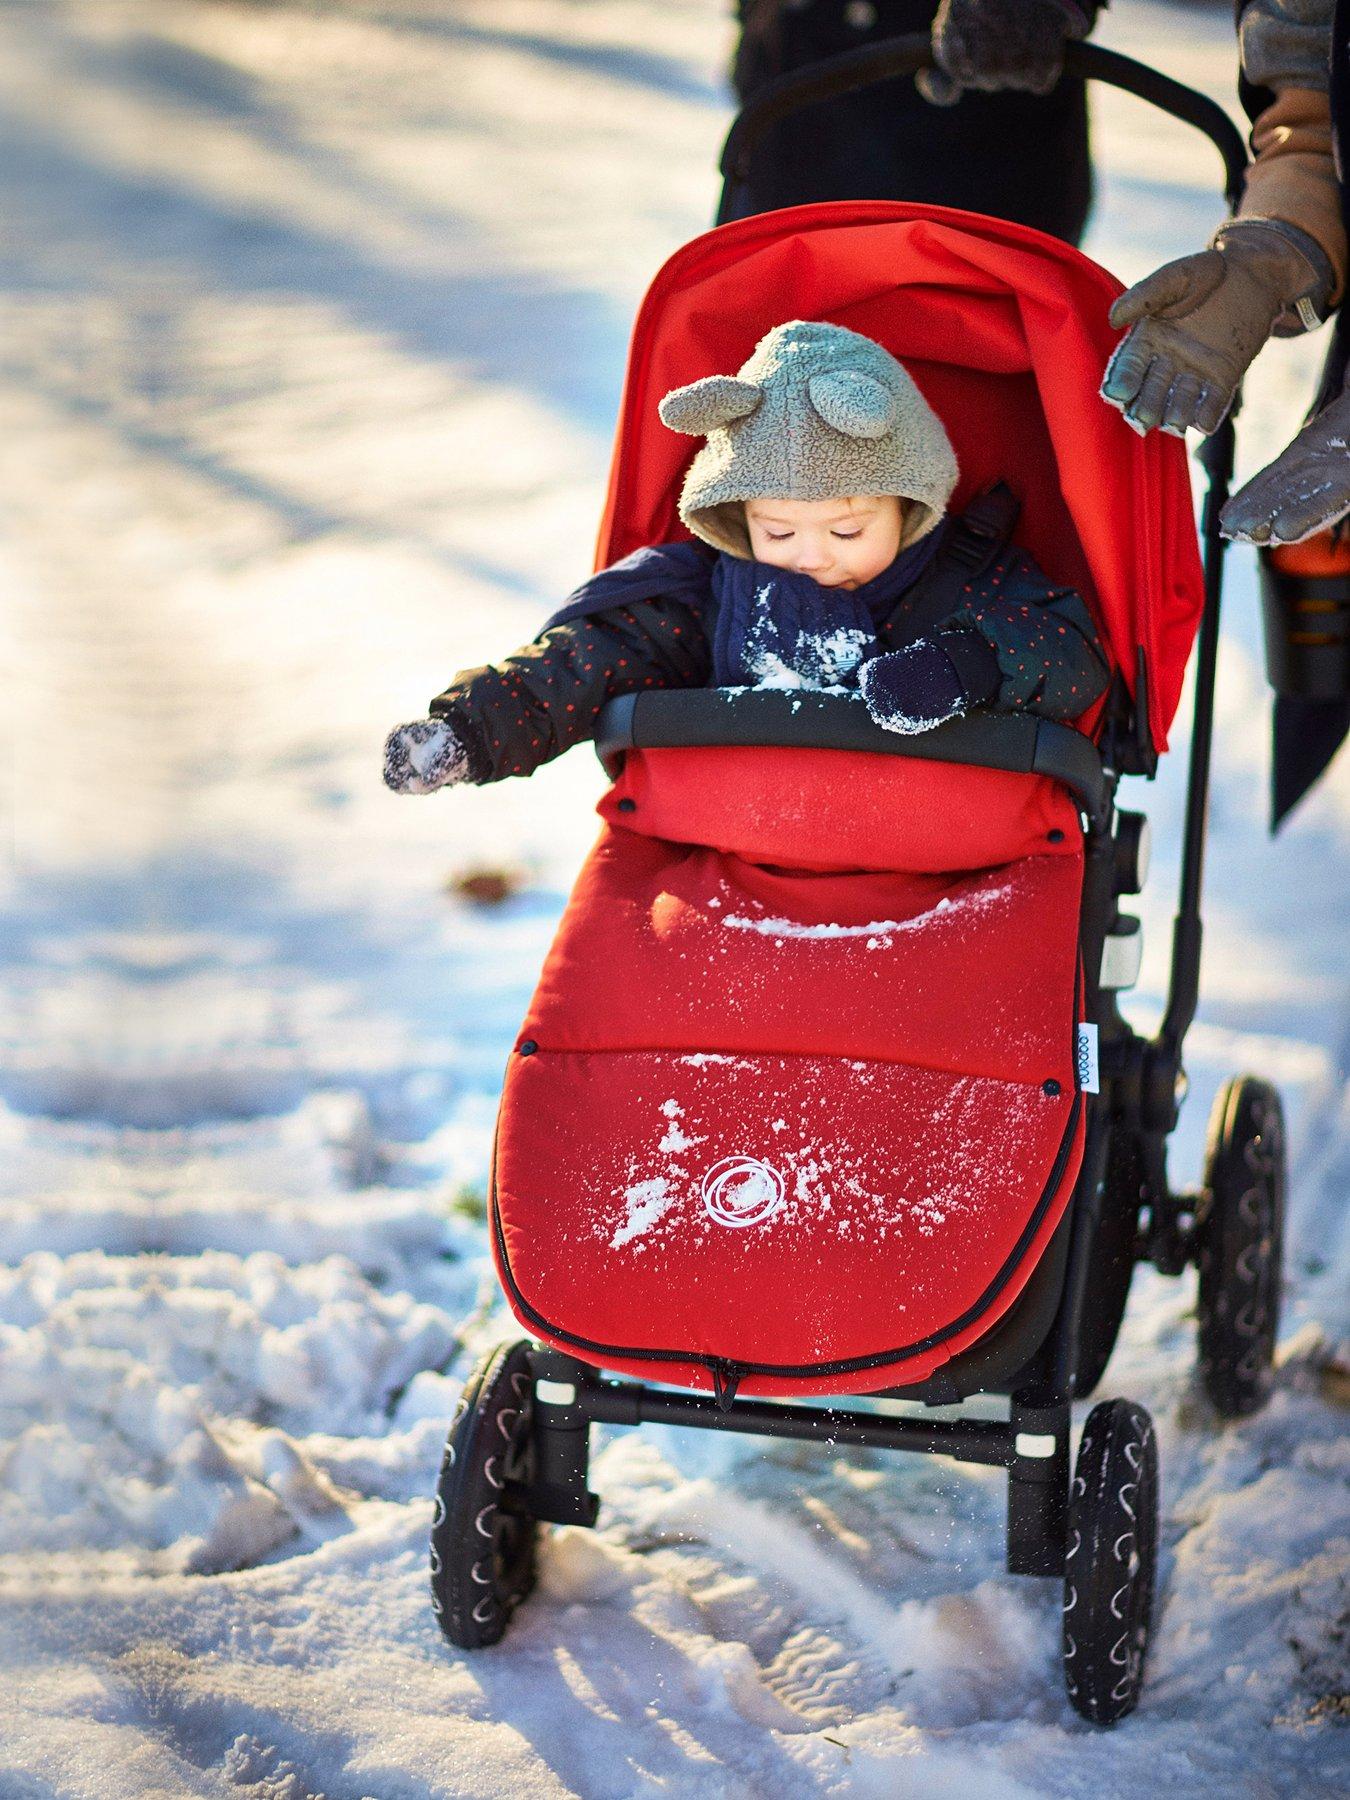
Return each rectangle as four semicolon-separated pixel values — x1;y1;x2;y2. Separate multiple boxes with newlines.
1076;1023;1100;1094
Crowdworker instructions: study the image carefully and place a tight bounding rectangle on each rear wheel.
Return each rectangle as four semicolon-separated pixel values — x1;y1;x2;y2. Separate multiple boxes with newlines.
430;1340;539;1649
1062;1399;1159;1726
1196;1076;1285;1418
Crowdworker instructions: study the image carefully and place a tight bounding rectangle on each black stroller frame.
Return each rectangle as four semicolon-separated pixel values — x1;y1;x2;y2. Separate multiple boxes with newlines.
430;43;1289;1727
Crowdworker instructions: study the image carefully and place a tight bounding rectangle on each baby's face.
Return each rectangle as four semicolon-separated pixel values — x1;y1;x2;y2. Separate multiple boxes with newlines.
744;494;905;589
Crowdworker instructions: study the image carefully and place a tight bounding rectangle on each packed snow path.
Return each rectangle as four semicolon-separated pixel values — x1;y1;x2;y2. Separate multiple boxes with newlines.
0;3;1346;1795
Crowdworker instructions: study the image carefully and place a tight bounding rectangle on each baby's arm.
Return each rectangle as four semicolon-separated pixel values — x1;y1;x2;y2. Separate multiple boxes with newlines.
861;546;1107;735
384;596;711;792
938;547;1109;722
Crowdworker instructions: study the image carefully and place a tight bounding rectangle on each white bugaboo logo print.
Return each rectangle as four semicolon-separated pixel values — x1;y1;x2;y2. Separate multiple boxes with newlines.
701;1155;786;1228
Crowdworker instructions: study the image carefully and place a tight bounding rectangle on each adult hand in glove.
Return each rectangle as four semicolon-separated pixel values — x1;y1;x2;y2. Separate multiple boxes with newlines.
858;632;997;735
1100;219;1333;437
918;0;1090;107
1221;384;1350;544
383;718;469;794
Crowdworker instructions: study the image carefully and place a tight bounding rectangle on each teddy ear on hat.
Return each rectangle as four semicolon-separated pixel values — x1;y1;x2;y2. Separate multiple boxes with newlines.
658;375;762;436
807;370;897;440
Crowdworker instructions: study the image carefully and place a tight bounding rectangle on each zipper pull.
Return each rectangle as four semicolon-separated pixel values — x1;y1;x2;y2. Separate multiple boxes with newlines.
708;1358;742;1411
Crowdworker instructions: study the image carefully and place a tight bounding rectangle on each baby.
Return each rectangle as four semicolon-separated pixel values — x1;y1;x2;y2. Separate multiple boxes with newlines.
384;321;1107;794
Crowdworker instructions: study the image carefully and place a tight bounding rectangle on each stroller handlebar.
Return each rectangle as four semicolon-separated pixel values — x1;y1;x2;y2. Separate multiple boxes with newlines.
595;689;1107;824
718;37;1248;221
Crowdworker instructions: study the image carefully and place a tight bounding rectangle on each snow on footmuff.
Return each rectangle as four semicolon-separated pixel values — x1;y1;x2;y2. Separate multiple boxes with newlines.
491;747;1086;1397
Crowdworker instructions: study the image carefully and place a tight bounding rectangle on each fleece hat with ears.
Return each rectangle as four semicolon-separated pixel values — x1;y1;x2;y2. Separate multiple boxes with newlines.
658;320;959;559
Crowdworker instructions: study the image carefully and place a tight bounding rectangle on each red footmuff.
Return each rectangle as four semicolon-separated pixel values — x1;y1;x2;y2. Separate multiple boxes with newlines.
492;746;1087;1397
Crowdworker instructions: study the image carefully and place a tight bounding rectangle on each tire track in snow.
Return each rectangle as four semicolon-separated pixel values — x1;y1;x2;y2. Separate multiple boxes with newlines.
596;1437;1056;1731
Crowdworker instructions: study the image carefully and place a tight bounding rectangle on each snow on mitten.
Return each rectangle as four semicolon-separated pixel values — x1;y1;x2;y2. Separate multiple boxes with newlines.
858;632;999;736
383;719;469;794
859;640;966;735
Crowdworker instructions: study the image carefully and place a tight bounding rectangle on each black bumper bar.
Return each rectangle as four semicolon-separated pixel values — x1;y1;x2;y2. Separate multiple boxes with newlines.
595;690;1107;824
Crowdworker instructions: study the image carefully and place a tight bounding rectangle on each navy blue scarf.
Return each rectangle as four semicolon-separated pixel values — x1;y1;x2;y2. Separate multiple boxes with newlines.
707;527;943;685
544;524;946;688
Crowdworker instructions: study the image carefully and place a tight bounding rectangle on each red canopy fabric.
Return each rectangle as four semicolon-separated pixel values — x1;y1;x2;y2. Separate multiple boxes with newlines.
595;201;1205;748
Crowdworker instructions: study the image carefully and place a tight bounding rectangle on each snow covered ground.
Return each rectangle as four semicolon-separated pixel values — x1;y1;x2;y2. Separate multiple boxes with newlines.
0;1;1345;1794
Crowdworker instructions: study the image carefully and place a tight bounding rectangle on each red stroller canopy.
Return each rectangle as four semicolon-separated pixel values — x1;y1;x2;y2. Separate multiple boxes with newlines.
596;201;1205;749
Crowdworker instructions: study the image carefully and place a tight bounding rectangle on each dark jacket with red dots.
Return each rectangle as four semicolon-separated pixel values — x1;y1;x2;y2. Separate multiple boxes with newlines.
427;510;1107;786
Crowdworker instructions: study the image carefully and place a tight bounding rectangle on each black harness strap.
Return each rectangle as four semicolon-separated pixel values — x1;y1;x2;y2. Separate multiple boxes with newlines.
885;481;1023;643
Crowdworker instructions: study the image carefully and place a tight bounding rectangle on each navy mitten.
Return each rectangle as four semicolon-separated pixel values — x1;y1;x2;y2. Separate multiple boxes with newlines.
859;631;1000;736
383;719;469;793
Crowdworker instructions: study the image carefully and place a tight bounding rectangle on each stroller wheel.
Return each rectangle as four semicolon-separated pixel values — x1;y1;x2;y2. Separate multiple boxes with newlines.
1196;1076;1286;1419
430;1339;539;1650
1062;1399;1159;1726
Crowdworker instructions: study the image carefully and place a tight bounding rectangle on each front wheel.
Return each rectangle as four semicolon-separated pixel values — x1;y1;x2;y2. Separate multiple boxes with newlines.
1062;1399;1159;1726
430;1340;539;1650
1197;1076;1285;1418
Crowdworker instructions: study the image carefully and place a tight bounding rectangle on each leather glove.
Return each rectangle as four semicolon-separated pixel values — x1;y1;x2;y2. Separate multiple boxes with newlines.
859;636;974;735
383;719;469;794
1221;384;1350;544
919;0;1089;107
1100;219;1333;438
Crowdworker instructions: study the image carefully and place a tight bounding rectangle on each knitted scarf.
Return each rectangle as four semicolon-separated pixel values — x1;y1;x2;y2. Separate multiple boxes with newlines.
543;525;946;688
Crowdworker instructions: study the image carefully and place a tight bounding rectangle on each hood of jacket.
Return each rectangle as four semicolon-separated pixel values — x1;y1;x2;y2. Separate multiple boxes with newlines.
657;319;959;558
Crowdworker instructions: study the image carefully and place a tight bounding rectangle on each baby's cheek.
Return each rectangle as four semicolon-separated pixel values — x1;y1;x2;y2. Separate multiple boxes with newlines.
852;548;893;584
752;543;792;571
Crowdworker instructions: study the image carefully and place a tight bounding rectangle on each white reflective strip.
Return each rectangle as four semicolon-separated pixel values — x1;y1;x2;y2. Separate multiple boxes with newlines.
536;1379;576;1405
1100;926;1143;991
1016;1432;1058;1459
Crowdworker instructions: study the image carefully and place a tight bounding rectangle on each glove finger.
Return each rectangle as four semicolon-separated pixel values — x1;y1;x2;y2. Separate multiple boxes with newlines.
1220;458;1302;541
955;66;1062;95
1108;263;1196;329
1267;480;1350;545
1192;380;1236;437
930;34;978;86
916;67;962;106
1219;472;1280;541
1100;332;1156;408
1123;359;1175;435
1023;67;1062;96
1108;251;1224;328
1159;372;1205;437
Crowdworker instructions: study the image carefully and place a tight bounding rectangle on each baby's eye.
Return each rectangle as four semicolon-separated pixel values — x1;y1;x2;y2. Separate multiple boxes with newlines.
764;531;793;542
831;530;862;540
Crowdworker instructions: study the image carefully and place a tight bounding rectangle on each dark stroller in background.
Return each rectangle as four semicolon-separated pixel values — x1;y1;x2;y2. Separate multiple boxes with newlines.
428;42;1286;1726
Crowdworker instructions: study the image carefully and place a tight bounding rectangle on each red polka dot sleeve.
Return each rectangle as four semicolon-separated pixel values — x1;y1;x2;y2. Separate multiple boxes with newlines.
426;593;713;784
